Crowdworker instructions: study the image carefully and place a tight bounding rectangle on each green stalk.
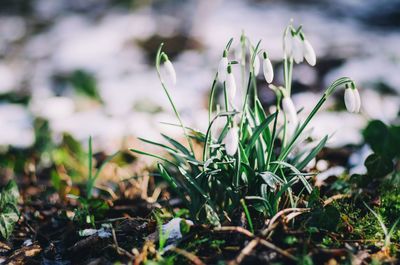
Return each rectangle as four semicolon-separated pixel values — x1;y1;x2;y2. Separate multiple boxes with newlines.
239;74;253;135
250;40;262;106
274;78;353;169
223;82;229;113
287;58;293;96
208;74;218;124
266;108;279;170
155;44;194;155
86;136;93;198
209;38;233;124
240;199;254;234
202;111;238;162
240;31;247;96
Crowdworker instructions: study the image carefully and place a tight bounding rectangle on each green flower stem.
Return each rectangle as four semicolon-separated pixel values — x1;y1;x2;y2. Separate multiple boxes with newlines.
273;77;353;171
202;111;237;162
240;32;247;95
239;74;253;135
287;58;293;95
240;198;254;234
265;107;280;170
208;74;218;124
155;44;195;155
252;72;258;107
209;38;233;124
234;148;241;188
223;82;229;113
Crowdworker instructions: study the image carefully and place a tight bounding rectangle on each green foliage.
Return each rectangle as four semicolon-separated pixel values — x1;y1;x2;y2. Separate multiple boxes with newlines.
363;120;400;159
132;29;356;225
67;137;117;226
365;154;394;178
0;180;20;239
362;120;400;179
308;205;341;232
69;70;101;101
73;196;109;227
351;120;400;189
306;189;341;232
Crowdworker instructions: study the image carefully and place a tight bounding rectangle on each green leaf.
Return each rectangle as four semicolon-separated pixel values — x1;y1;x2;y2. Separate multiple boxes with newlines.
69;70;101;101
0;180;20;239
205;204;220;226
245;112;276;155
295;136;328;170
307;188;321;209
162;133;193;157
363;120;389;155
0;212;19;239
388;125;400;158
270;161;313;193
308;205;340;231
365;154;394;178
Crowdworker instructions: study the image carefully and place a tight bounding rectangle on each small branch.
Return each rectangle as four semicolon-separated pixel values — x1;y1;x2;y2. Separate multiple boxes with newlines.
323;194;351;206
258;238;297;261
262;208;310;237
213;226;254;238
214;226;297;263
169;247;206;265
229;238;259;265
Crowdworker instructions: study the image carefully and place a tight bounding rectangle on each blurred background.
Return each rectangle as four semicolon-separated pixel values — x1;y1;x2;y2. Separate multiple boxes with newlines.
0;0;399;178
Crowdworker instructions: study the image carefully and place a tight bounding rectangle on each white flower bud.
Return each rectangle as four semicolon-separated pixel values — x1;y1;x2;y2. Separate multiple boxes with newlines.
226;65;237;102
163;59;176;86
283;31;293;58
253;54;260;76
303;39;316;66
344;88;356;113
353;88;361;113
292;36;304;64
282;96;299;125
344;87;361;113
262;52;274;83
217;51;228;83
223;127;239;156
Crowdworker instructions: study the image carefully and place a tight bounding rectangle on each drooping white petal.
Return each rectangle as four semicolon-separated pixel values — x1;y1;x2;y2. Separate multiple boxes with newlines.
282;97;299;125
303;39;316;66
292;36;304;64
163;60;176;86
217;57;228;83
223;127;239;156
344;88;356;113
283;32;293;58
253;55;260;76
353;88;361;113
226;71;237;102
262;58;274;83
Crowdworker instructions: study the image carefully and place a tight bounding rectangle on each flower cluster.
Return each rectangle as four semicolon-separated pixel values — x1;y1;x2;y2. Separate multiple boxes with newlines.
284;26;316;66
134;22;360;226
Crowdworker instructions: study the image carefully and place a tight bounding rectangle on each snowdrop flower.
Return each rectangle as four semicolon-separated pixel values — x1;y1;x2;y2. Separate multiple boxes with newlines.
253;53;260;76
223;126;239;156
262;51;274;83
282;96;299;125
162;54;176;86
303;39;316;66
283;29;293;58
226;64;237;102
344;84;361;113
292;35;304;64
217;50;228;83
